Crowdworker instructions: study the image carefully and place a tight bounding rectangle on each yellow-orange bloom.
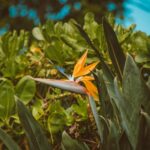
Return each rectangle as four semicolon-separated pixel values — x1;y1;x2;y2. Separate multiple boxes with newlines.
72;50;99;100
32;50;99;101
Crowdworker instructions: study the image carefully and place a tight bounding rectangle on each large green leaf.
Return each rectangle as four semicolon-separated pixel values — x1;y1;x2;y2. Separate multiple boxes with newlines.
61;131;89;150
113;78;135;149
15;76;36;104
0;78;15;120
122;54;150;149
123;54;150;114
103;18;126;82
17;99;52;150
112;54;150;149
102;54;150;149
0;128;20;150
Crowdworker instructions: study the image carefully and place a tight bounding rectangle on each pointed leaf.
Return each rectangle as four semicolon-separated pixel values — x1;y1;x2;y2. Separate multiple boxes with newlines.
113;78;136;149
94;70;114;117
88;95;103;143
103;18;126;82
123;54;150;114
0;128;20;150
112;54;150;149
17;100;52;150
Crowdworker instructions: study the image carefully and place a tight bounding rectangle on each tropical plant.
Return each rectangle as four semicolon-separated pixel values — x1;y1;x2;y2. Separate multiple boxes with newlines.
73;15;150;150
0;12;150;150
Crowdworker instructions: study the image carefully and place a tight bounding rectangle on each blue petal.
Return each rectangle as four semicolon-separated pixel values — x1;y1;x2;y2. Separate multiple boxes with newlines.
55;66;71;79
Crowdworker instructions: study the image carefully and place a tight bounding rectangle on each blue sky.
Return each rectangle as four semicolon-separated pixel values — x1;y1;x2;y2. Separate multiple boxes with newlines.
123;0;150;35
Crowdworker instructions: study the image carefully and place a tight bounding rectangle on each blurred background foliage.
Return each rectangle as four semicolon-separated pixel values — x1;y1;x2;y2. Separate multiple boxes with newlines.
0;0;124;32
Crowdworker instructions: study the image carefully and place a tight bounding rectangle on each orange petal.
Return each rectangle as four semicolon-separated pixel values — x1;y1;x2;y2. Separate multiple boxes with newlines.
80;79;99;101
73;50;88;77
74;61;99;77
78;76;94;82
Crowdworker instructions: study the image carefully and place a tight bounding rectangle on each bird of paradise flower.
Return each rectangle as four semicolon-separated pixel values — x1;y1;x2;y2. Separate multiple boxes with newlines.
32;50;99;100
31;50;103;141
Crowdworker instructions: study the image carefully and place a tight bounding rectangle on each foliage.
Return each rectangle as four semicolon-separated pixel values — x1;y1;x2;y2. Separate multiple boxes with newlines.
0;12;150;149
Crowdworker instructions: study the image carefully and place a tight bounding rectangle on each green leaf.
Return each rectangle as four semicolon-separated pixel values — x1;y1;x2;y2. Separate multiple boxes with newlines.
122;54;150;148
71;98;88;121
113;78;135;149
48;113;66;133
0;30;29;78
61;34;83;51
17;99;52;150
32;27;45;41
0;47;5;63
0;78;15;120
103;18;126;82
48;101;70;133
112;54;150;149
61;131;90;150
0;128;20;150
32;99;44;120
15;76;36;104
88;95;103;143
94;70;111;117
102;54;150;149
123;54;150;114
44;40;66;64
135;54;150;63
